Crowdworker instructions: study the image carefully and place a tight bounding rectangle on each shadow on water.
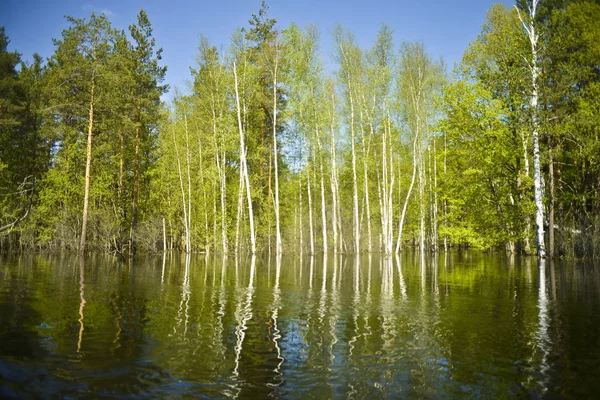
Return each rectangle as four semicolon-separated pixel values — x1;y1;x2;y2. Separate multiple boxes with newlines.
0;251;599;398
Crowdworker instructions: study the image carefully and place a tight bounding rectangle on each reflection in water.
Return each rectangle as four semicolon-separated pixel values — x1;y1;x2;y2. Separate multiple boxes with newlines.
1;252;599;398
396;254;407;298
382;255;393;298
175;254;191;337
536;259;551;394
269;255;284;385
328;254;340;368
77;257;86;354
348;256;361;370
421;249;426;293
161;252;166;284
232;255;256;384
309;255;314;289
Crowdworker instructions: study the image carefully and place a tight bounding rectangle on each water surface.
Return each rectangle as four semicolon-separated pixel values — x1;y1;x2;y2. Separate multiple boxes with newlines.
1;252;599;398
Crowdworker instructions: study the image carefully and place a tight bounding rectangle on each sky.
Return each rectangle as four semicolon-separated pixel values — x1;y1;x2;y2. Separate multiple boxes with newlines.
1;0;513;99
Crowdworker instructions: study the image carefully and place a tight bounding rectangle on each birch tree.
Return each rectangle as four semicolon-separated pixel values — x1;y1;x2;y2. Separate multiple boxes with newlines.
233;60;256;254
192;37;231;253
395;42;442;252
516;0;546;258
335;26;362;253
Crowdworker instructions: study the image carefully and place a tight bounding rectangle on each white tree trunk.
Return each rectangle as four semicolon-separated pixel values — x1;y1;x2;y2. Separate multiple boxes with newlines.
233;61;256;254
212;106;228;253
316;126;328;253
307;153;315;255
172;124;189;252
360;109;372;252
235;170;244;254
328;90;341;254
184;115;193;253
349;92;360;252
396;128;419;253
517;0;546;258
272;50;282;254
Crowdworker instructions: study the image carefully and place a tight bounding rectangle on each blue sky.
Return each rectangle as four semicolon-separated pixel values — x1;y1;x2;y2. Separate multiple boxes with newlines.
1;0;512;98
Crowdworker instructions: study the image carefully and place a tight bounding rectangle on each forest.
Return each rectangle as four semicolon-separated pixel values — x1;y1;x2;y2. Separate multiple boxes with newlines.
0;0;599;258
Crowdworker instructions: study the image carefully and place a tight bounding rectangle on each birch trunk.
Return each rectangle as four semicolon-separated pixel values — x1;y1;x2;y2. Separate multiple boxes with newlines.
235;170;244;254
272;46;282;255
196;129;209;252
299;164;303;253
349;91;360;252
308;94;328;254
307;150;315;255
172;125;189;252
184;114;192;253
233;61;256;254
419;156;426;252
163;217;167;252
395;127;419;253
338;38;360;253
517;0;546;258
212;104;228;253
328;89;341;253
316;126;328;254
443;131;448;252
361;112;372;253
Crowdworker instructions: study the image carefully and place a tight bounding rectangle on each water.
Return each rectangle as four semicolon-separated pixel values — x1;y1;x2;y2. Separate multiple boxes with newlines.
1;252;599;398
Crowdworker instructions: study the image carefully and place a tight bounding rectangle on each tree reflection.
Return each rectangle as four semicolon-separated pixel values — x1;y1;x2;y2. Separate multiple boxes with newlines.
232;255;256;383
77;257;86;354
535;259;551;394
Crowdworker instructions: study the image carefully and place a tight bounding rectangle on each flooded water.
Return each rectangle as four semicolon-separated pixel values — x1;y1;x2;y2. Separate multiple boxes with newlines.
0;252;599;398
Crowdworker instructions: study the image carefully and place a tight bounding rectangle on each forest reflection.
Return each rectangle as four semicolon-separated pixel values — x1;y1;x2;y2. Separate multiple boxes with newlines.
1;252;599;398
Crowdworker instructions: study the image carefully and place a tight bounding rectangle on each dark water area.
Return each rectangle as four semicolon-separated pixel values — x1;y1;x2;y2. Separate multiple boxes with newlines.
0;251;599;399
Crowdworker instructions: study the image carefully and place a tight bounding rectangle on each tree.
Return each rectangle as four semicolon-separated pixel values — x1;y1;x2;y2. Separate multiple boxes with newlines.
128;9;168;255
395;42;443;252
45;14;120;252
516;0;546;257
334;26;362;253
0;29;47;242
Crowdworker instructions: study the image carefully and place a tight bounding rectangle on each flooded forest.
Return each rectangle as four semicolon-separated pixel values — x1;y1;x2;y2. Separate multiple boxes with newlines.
2;1;600;398
1;0;599;259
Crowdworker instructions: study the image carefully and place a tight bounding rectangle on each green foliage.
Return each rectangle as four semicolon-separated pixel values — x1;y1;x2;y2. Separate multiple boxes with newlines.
2;1;599;257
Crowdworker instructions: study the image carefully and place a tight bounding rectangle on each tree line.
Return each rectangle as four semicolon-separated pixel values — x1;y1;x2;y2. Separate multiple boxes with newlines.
1;0;598;258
